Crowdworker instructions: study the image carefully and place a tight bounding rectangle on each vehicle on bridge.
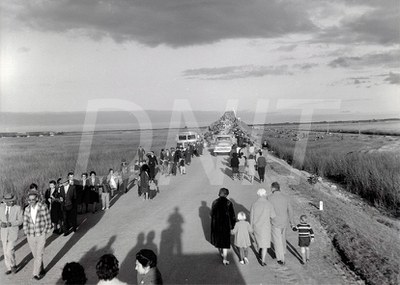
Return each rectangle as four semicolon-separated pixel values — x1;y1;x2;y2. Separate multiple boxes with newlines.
213;134;236;155
176;131;200;149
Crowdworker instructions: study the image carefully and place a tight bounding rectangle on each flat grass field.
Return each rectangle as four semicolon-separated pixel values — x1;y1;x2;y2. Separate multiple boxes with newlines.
0;128;198;204
295;120;400;136
253;122;400;216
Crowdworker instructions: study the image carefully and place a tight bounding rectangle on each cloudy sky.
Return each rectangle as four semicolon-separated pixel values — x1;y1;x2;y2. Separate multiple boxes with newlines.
1;0;399;119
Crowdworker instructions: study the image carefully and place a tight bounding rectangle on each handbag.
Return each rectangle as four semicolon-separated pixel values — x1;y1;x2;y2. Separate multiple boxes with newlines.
149;181;157;191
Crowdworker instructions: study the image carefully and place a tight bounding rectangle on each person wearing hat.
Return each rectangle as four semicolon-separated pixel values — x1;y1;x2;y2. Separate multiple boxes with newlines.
23;189;52;280
0;192;23;275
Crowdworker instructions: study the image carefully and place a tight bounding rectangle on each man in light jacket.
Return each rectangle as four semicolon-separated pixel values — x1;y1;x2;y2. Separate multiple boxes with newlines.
0;193;23;275
268;182;294;265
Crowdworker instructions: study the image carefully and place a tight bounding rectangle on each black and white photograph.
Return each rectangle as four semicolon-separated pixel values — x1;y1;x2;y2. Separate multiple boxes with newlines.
0;1;399;284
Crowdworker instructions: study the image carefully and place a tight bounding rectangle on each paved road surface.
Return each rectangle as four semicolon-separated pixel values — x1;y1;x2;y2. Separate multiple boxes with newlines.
1;151;348;284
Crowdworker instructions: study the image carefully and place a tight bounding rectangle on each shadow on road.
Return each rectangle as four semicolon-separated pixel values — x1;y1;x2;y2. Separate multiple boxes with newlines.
158;207;246;284
198;201;211;244
287;241;304;263
220;167;233;180
144;231;158;255
0;233;27;262
230;198;250;219
118;207;246;284
53;235;117;284
160;207;184;257
44;190;126;275
16;233;59;273
119;232;145;284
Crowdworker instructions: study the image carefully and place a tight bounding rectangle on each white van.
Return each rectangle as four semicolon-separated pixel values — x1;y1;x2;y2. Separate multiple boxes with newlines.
176;131;200;149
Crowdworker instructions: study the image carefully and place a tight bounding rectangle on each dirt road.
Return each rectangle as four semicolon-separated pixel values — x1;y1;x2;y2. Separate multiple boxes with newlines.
0;151;353;284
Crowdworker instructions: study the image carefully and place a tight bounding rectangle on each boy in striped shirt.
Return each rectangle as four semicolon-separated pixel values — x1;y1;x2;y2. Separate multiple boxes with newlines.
292;214;314;264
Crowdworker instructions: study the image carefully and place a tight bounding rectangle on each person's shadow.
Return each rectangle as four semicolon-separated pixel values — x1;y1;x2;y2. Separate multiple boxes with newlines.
221;157;231;167
220;167;233;179
55;235;116;284
159;207;184;258
287;240;304;263
158;207;247;284
158;208;184;282
144;231;158;255
230;198;250;219
16;233;59;273
119;232;145;284
43;204;107;274
198;201;211;243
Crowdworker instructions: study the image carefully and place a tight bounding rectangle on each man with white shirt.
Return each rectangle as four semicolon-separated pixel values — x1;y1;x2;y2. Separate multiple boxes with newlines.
23;189;52;280
0;193;23;275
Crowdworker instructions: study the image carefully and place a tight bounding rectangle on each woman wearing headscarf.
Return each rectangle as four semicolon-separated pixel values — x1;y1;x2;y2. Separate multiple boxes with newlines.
210;188;236;265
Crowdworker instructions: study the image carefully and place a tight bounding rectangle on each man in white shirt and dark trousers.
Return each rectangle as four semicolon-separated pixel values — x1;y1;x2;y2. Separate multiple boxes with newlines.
60;172;78;236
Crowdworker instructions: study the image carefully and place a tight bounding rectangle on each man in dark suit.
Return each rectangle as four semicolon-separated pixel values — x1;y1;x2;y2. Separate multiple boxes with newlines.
60;172;77;236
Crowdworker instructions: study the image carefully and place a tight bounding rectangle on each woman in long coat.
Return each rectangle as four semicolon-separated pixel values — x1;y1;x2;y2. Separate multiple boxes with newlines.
250;188;276;266
139;164;150;200
147;152;158;180
210;188;236;265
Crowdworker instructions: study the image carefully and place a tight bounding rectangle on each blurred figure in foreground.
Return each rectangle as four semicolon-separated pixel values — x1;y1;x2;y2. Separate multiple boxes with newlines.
135;249;163;285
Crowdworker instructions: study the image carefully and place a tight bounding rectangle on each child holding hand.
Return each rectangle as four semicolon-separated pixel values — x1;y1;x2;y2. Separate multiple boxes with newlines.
292;214;314;264
231;212;254;264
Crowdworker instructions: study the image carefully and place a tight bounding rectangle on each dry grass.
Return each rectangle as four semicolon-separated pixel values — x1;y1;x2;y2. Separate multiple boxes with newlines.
289;178;400;285
0;129;182;205
263;130;400;217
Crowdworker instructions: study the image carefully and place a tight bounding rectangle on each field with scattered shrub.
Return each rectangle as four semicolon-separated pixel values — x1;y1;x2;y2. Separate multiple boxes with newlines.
261;128;400;217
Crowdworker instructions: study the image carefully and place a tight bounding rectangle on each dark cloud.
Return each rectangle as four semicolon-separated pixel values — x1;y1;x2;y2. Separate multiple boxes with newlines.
383;72;400;85
183;65;291;80
293;63;318;70
6;0;315;47
348;77;371;86
317;0;400;45
328;50;400;68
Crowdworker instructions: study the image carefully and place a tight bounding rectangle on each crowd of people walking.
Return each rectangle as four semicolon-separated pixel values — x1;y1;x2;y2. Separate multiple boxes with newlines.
0;136;313;284
137;141;205;200
0;141;205;283
230;142;269;183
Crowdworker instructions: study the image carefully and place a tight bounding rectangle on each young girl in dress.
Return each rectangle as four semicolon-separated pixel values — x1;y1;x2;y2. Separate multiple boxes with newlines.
231;212;254;264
